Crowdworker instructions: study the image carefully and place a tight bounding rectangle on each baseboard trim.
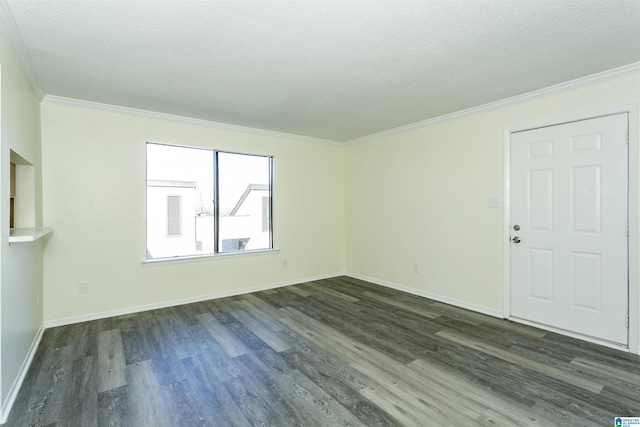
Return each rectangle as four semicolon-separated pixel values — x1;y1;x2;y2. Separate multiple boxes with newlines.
0;323;45;425
44;272;345;328
44;271;504;328
345;272;504;318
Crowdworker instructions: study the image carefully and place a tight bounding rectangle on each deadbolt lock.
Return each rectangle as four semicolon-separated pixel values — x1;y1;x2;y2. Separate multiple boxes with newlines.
513;224;520;231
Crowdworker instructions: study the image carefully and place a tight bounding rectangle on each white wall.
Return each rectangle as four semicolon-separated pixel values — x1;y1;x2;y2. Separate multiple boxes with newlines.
41;101;345;323
0;26;44;421
345;71;640;347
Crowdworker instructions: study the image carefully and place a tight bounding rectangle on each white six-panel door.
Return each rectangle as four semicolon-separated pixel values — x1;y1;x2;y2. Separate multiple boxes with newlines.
510;113;629;345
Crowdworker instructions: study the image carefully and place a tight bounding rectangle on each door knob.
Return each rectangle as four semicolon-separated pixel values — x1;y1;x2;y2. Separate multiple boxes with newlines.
512;236;521;244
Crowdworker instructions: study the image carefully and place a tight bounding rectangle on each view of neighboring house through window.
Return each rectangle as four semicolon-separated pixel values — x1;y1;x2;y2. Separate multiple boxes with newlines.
146;142;273;260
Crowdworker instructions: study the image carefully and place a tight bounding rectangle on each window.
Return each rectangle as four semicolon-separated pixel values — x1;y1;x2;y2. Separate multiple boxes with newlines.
216;151;273;254
146;142;273;260
147;143;273;259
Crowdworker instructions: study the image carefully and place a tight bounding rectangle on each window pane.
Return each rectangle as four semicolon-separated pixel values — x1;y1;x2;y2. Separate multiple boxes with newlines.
146;143;214;259
217;152;272;253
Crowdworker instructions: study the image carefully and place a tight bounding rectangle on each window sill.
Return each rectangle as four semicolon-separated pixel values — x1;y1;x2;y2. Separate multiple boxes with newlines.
9;227;52;243
141;248;280;267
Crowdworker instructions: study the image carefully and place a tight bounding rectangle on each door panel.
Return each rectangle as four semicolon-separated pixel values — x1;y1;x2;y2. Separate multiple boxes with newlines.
510;113;628;345
528;248;554;301
572;165;601;233
571;252;601;310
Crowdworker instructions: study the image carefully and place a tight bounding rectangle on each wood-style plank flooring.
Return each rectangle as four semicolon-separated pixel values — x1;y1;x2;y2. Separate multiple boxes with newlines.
6;276;640;426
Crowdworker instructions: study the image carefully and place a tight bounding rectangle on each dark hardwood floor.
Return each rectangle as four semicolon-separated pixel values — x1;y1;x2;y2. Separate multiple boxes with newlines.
5;276;640;426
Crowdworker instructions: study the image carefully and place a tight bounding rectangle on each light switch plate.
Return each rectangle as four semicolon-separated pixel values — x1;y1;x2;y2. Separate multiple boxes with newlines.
488;197;501;208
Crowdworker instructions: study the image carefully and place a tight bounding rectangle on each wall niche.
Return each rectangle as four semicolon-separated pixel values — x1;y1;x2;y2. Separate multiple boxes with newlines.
10;161;15;229
9;149;35;229
9;149;49;242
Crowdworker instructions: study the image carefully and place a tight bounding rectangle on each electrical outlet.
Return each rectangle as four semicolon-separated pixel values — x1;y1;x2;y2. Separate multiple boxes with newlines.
413;264;419;274
308;258;313;267
282;259;288;268
79;281;89;294
36;293;40;308
488;197;501;208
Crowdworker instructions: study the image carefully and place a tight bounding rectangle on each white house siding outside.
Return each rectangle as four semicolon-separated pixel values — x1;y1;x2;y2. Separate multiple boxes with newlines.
224;186;270;251
218;185;270;252
148;182;270;259
147;180;197;259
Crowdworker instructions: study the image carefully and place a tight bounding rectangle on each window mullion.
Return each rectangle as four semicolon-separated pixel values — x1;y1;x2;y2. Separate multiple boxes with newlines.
214;150;220;254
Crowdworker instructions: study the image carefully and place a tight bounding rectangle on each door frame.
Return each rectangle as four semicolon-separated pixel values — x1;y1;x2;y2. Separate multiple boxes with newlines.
503;104;639;353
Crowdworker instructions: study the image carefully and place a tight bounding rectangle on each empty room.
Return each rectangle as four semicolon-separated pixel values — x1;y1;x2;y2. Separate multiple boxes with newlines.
1;0;640;425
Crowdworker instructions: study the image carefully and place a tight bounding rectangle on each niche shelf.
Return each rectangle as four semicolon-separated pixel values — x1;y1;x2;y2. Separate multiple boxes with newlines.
9;227;52;243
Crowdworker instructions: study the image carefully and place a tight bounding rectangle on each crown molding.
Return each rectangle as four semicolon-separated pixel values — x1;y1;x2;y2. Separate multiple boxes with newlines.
42;95;344;146
0;0;45;99
345;62;640;145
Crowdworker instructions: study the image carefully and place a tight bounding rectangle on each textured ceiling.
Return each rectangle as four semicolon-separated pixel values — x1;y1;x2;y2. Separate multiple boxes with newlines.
3;0;640;142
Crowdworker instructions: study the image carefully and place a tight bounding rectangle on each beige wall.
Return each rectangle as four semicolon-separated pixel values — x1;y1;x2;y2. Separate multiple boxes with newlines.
41;102;345;323
345;72;640;348
0;26;44;420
